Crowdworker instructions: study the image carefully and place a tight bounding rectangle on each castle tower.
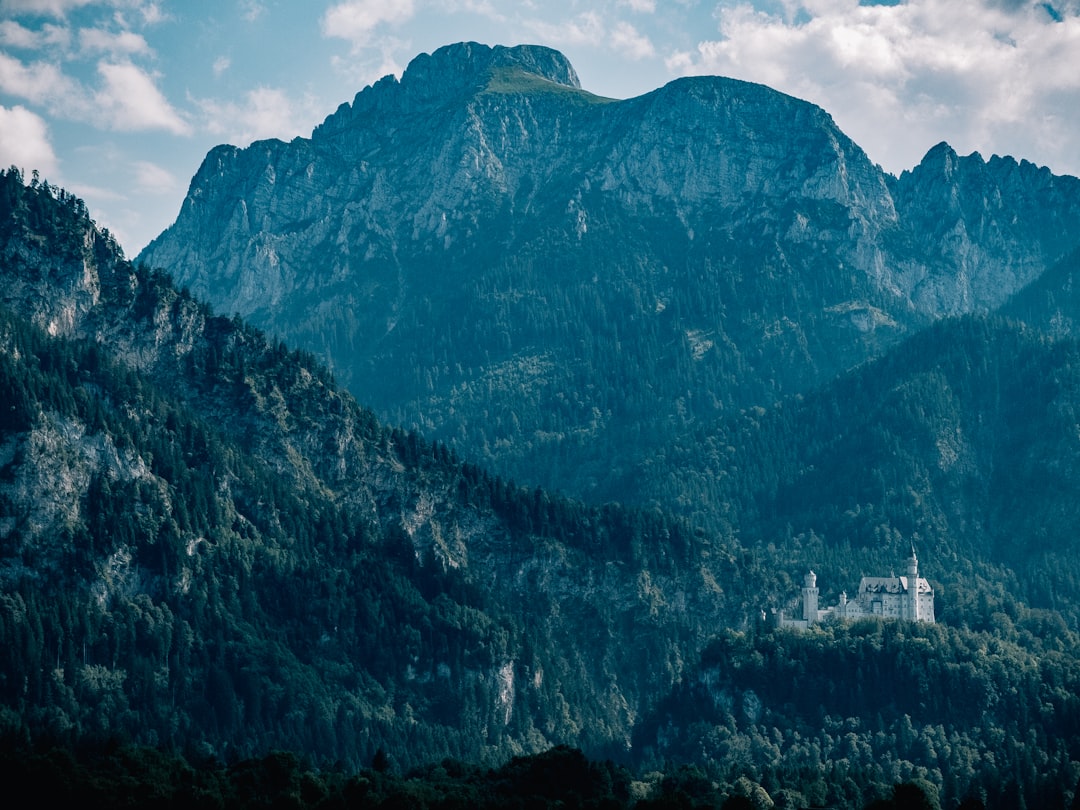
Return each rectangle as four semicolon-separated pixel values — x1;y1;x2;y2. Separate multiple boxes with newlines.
906;544;920;622
802;570;819;624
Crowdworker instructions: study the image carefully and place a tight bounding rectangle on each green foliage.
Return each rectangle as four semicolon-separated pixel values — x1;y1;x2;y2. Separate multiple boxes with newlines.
656;314;1080;632
483;65;614;103
10;736;1061;810
635;623;1080;810
0;739;794;810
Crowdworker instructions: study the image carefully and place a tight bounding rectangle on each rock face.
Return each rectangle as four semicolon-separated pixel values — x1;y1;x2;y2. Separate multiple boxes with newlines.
139;41;1080;504
889;142;1080;315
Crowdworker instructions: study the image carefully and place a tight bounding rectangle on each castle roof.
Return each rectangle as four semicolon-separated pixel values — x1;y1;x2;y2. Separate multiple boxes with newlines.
858;575;933;595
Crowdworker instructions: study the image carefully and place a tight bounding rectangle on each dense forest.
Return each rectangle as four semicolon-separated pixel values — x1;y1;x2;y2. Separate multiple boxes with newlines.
640;314;1080;636
0;291;715;768
637;621;1080;809
0;736;995;810
0;167;730;769
4;165;1080;807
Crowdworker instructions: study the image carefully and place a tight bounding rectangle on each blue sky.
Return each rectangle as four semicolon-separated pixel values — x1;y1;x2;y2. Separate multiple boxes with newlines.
2;0;1079;255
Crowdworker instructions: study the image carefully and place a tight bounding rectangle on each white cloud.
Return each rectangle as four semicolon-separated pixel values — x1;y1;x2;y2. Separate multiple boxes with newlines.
611;20;655;59
521;7;664;57
132;159;176;194
196;86;323;145
669;0;1080;176
212;55;230;76
0;52;189;134
240;0;265;22
94;61;190;134
0;104;59;177
526;11;606;48
321;0;417;47
619;0;656;12
66;180;124;201
79;27;151;56
1;0;169;25
136;2;166;25
0;20;71;49
434;0;500;14
0;51;80;107
0;0;94;15
328;40;408;91
0;20;37;48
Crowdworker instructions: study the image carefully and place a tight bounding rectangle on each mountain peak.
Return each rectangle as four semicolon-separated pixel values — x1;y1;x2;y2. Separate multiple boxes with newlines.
314;42;581;139
404;42;581;92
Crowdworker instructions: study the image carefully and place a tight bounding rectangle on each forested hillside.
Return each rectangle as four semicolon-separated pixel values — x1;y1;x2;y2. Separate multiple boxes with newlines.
638;621;1080;810
644;315;1080;628
0;167;737;769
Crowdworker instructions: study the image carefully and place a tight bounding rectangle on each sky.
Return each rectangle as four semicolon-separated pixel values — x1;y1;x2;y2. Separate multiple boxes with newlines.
1;0;1079;256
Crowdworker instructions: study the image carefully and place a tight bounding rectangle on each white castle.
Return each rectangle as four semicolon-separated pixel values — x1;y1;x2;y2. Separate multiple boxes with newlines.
774;546;935;629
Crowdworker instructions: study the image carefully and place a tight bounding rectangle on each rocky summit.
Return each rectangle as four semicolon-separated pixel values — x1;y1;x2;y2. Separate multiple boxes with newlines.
139;42;1080;507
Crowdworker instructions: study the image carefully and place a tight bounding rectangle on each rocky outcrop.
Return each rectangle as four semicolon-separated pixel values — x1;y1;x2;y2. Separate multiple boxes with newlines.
890;142;1080;314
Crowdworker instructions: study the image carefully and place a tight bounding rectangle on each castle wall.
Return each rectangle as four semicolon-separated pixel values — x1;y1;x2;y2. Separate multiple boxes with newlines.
776;557;935;629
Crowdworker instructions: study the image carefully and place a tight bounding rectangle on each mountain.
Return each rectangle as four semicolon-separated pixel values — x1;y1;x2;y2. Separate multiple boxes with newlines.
139;42;1080;511
0;168;741;769
889;142;1080;314
8;43;1080;808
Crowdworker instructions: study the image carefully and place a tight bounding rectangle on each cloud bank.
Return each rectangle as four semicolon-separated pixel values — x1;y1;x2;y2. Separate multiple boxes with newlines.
668;0;1080;174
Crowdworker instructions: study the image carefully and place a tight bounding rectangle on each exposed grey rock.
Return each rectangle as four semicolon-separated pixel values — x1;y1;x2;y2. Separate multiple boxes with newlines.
139;41;1080;505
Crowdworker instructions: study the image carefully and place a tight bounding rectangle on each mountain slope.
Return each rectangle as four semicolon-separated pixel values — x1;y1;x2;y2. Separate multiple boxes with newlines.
139;42;1080;509
889;142;1080;314
7;167;1080;808
0;168;739;768
702;315;1080;627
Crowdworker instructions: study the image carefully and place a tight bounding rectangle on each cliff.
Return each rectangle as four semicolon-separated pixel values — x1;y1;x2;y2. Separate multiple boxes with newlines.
139;43;1080;508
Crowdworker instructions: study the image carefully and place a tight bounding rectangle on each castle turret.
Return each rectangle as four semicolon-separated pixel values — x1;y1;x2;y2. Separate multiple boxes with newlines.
802;570;819;624
907;544;920;621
